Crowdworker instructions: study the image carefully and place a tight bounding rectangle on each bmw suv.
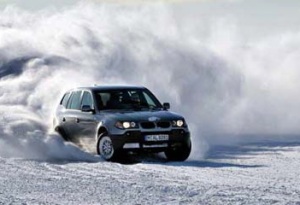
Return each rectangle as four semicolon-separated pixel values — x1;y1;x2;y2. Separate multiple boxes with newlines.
53;85;191;161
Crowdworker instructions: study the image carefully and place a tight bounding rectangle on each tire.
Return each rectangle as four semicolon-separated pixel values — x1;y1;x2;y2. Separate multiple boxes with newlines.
97;133;118;161
165;139;192;161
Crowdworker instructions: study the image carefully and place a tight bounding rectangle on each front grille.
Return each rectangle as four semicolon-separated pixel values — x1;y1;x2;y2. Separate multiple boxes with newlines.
140;122;155;129
157;121;171;128
140;121;172;129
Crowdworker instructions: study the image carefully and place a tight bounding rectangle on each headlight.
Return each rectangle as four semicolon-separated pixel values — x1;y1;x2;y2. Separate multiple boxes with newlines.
176;120;184;127
115;121;138;129
172;120;185;127
123;122;130;129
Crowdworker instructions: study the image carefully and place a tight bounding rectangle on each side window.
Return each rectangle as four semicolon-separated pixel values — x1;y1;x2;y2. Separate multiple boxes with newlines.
60;92;71;108
143;92;156;107
67;91;82;110
66;92;74;109
81;91;94;108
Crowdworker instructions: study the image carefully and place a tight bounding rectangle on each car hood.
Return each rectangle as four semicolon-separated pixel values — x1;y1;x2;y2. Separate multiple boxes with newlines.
97;110;184;122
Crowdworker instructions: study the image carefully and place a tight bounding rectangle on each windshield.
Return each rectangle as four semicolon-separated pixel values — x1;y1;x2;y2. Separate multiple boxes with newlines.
93;88;163;111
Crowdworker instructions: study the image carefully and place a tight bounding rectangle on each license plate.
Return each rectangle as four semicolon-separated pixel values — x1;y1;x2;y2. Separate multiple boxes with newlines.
144;134;169;141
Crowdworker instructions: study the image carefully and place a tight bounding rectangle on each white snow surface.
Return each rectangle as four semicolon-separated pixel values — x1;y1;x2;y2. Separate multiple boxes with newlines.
0;142;300;204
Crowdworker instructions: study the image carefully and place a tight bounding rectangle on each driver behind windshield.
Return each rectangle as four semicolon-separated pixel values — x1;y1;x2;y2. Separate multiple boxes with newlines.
130;92;141;105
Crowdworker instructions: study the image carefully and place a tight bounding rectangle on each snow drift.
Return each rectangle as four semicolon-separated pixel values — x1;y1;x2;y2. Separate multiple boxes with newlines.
0;2;300;161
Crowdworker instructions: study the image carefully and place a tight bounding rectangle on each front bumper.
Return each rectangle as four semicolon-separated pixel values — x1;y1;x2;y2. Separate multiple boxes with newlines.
110;129;190;152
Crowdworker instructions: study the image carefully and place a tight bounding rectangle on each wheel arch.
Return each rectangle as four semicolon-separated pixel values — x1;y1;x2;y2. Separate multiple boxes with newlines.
96;126;108;140
54;126;69;141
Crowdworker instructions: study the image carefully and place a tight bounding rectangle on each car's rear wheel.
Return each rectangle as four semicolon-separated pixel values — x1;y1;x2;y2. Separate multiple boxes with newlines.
97;134;118;161
164;139;191;161
54;127;69;141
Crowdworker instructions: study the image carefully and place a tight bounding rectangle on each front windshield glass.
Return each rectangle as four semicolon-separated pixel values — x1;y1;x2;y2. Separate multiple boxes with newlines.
93;89;163;111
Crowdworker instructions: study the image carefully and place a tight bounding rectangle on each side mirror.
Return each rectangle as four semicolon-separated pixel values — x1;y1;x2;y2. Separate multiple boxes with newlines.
163;102;170;110
81;105;95;113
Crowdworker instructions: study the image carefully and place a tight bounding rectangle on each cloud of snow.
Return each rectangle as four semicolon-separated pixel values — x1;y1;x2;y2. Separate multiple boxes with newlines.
0;2;300;161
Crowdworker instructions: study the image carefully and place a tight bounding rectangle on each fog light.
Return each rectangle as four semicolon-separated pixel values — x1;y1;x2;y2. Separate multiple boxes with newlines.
123;143;139;149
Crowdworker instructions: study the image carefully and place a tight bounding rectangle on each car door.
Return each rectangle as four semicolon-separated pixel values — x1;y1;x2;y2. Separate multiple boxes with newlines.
75;91;98;151
55;91;72;139
63;90;83;142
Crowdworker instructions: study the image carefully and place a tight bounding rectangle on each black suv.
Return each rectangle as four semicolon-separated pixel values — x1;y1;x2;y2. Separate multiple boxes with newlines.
53;85;191;161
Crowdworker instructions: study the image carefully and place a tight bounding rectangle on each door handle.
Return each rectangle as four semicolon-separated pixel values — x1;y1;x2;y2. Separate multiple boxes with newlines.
75;118;80;123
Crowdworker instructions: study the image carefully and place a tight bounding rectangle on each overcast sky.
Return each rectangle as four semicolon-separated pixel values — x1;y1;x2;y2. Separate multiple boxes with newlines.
173;0;300;40
0;0;79;10
0;0;299;41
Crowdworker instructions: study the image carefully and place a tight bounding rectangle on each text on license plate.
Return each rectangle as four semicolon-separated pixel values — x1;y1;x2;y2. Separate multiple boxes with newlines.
145;134;169;141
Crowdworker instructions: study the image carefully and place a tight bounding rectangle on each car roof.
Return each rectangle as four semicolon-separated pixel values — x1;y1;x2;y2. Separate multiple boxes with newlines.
68;85;147;92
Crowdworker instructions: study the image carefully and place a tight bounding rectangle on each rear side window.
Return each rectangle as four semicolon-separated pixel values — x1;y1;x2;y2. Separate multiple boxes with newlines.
60;92;71;108
67;91;82;110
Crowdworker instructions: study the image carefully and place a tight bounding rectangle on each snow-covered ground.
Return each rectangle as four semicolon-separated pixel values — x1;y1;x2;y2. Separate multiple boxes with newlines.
1;141;299;204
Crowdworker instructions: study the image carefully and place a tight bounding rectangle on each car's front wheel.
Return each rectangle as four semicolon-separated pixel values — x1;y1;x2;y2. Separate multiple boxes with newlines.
97;134;119;161
164;139;191;161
